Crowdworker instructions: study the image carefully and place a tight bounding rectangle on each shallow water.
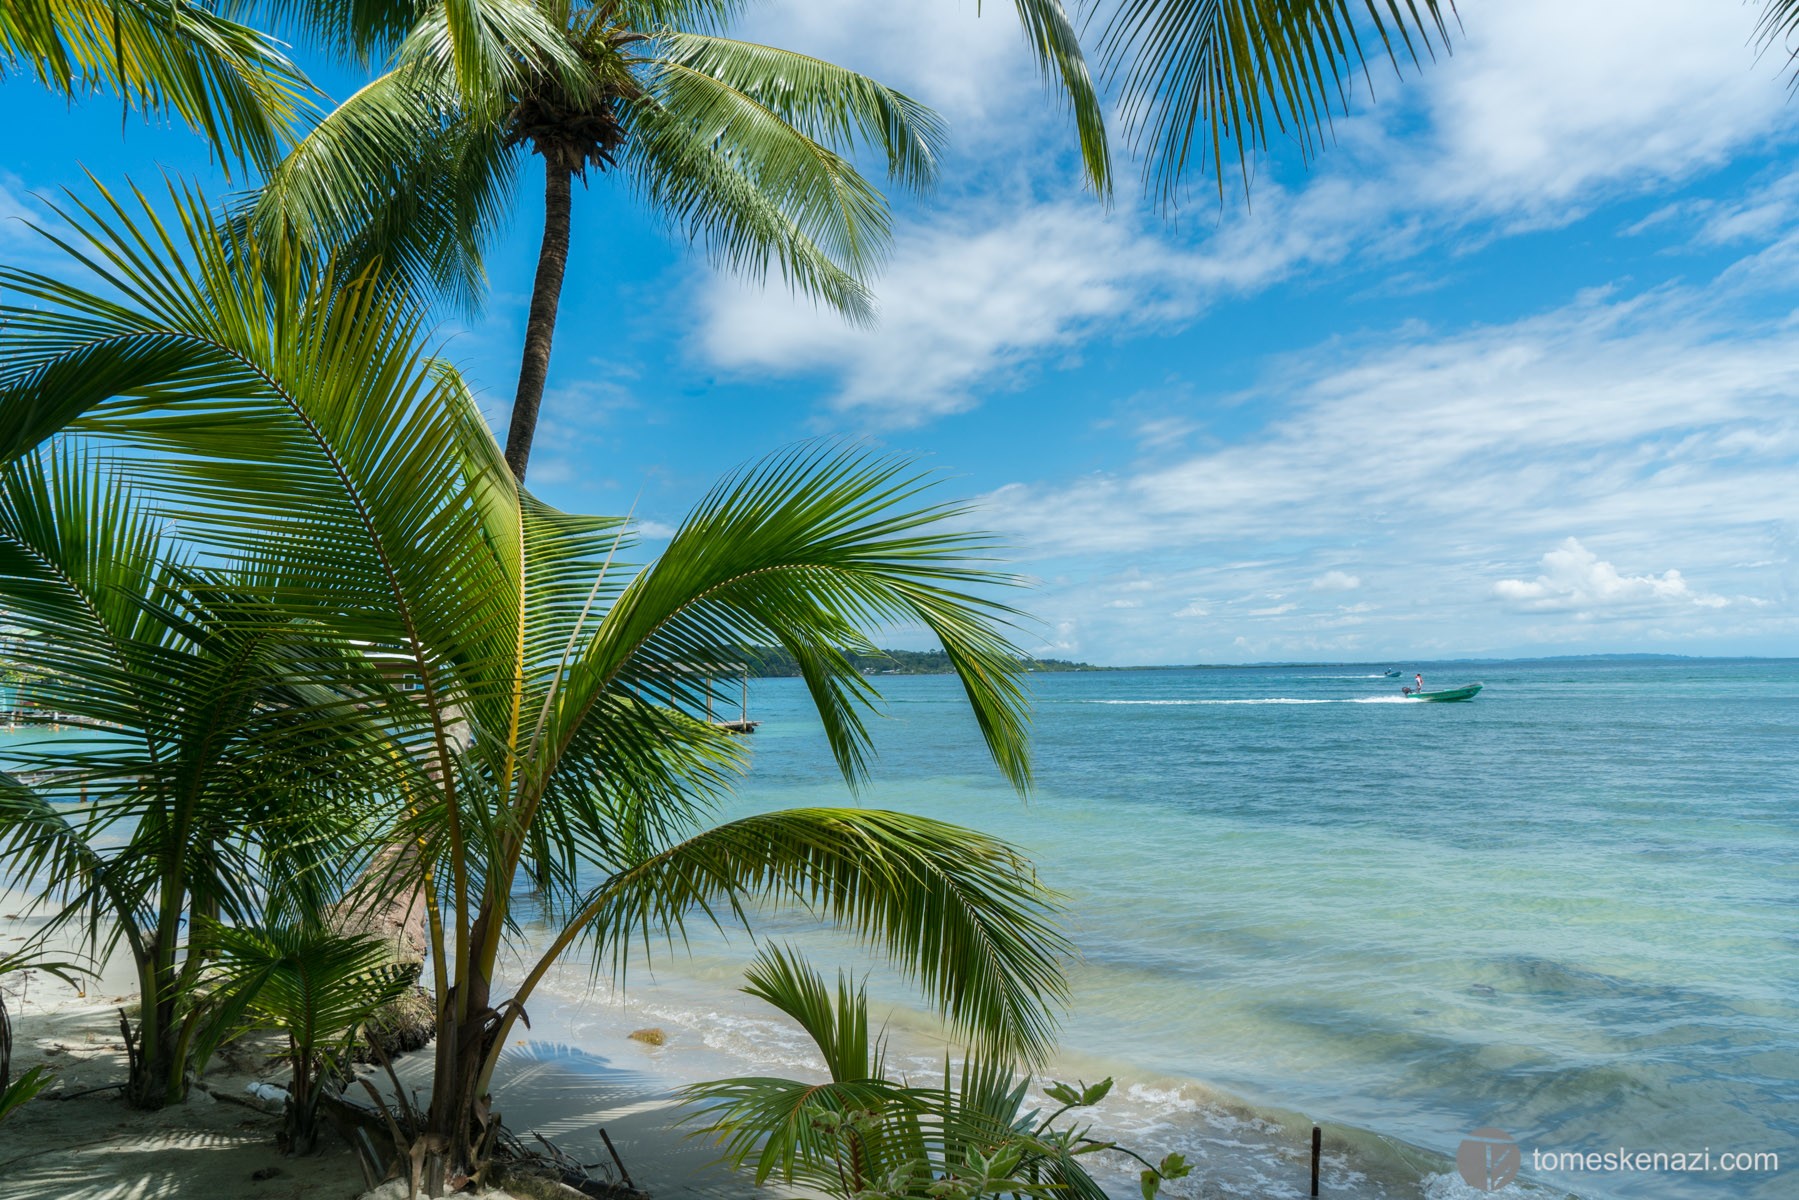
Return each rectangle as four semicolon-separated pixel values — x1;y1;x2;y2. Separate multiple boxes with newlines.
558;659;1795;1200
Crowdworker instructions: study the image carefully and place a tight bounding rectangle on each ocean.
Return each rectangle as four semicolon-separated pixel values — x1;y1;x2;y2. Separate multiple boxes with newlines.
527;658;1796;1200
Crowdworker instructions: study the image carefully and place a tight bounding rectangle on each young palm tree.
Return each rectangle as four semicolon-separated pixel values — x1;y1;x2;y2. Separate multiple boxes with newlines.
0;182;1067;1186
209;924;415;1154
248;0;949;480
0;445;397;1107
689;945;1190;1200
0;0;311;175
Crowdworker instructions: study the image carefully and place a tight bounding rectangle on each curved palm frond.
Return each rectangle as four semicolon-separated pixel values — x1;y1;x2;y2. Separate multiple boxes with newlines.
0;0;313;176
624;97;876;321
244;65;522;312
547;444;1032;792
1014;0;1112;195
538;808;1069;1062
393;0;590;119
658;33;945;193
1098;0;1454;205
1757;0;1799;89
687;947;1133;1200
0;178;525;729
208;922;412;1051
637;56;896;281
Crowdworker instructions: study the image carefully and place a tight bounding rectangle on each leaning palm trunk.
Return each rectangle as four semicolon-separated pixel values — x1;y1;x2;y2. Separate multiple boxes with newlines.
0;185;1068;1191
505;160;575;479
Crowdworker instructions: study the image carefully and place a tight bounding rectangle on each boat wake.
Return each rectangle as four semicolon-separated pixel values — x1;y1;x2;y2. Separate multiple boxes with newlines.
1090;696;1415;706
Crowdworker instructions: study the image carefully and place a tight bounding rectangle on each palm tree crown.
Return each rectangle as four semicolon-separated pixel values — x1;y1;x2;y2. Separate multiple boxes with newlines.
250;0;946;479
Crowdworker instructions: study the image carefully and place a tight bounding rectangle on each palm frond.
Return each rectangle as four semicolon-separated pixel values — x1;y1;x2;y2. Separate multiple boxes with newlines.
634;54;895;286
0;0;313;176
243;65;522;313
1014;0;1113;195
625;99;875;321
548;444;1031;792
393;0;589;121
657;34;944;193
1098;0;1453;205
208;923;412;1052
549;808;1069;1062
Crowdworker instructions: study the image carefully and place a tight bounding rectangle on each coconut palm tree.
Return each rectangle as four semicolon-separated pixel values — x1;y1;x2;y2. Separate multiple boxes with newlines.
0;0;311;175
0;181;1067;1187
688;944;1191;1200
208;923;415;1154
247;0;950;480
0;445;398;1107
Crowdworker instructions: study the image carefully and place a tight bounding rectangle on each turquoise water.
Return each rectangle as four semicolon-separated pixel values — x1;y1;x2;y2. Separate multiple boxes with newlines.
661;659;1795;1199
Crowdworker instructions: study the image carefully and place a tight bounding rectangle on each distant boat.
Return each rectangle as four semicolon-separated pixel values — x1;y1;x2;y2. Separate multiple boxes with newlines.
1382;668;1402;677
1405;682;1483;702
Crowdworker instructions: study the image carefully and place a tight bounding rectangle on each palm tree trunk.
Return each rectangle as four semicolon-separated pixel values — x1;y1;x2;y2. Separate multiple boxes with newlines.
505;160;576;482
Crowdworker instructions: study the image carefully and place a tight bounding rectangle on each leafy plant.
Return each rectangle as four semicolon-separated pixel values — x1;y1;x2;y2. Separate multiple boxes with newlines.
0;181;1067;1190
688;946;1192;1200
0;445;398;1107
208;924;415;1154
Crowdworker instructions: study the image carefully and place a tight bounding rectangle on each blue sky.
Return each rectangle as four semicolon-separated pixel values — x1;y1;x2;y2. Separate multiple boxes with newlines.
4;0;1797;664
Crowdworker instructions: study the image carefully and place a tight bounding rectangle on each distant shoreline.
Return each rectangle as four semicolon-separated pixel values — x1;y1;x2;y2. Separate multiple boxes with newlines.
747;650;1795;677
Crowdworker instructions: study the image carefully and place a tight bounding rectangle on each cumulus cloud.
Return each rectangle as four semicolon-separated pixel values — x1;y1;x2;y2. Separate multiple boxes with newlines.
697;0;1793;421
701;205;1189;419
1495;542;1713;608
1493;538;1728;612
1311;571;1362;592
967;267;1796;660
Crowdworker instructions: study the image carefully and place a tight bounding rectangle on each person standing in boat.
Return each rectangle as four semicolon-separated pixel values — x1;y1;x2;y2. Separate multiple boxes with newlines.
1414;673;1424;693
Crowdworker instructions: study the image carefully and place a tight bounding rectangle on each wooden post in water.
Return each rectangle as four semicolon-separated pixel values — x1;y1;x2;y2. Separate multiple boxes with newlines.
1310;1125;1321;1196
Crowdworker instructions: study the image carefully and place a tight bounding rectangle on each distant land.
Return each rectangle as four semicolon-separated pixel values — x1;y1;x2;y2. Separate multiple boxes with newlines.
743;651;1790;676
745;646;1102;676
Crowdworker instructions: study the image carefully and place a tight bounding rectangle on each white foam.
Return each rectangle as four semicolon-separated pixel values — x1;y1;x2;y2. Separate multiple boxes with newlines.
1088;697;1416;706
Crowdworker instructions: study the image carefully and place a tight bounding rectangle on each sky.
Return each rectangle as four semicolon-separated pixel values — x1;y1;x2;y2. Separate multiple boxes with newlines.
3;0;1797;664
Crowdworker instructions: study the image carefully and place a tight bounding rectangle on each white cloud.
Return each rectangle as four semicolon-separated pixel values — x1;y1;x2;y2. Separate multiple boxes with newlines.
738;0;1044;137
701;205;1185;419
1409;0;1785;222
968;269;1798;661
1493;538;1728;612
697;0;1795;421
1311;571;1362;592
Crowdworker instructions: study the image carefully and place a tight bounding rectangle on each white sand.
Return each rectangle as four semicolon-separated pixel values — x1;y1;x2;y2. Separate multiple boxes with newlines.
0;892;790;1200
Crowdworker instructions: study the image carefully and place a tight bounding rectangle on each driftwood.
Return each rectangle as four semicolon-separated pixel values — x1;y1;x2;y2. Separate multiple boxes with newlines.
323;1072;650;1200
330;843;436;1059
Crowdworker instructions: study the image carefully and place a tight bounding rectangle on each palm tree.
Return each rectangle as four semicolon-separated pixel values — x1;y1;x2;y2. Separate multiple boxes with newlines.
208;924;415;1154
0;0;311;175
0;182;1068;1187
0;445;397;1107
248;0;951;480
688;945;1191;1200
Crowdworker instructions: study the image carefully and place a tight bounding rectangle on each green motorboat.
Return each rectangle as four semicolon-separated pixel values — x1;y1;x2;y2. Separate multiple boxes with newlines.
1406;682;1483;702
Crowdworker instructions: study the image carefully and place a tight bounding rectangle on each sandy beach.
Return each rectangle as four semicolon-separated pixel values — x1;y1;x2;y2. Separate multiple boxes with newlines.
1;880;1443;1200
0;890;796;1200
